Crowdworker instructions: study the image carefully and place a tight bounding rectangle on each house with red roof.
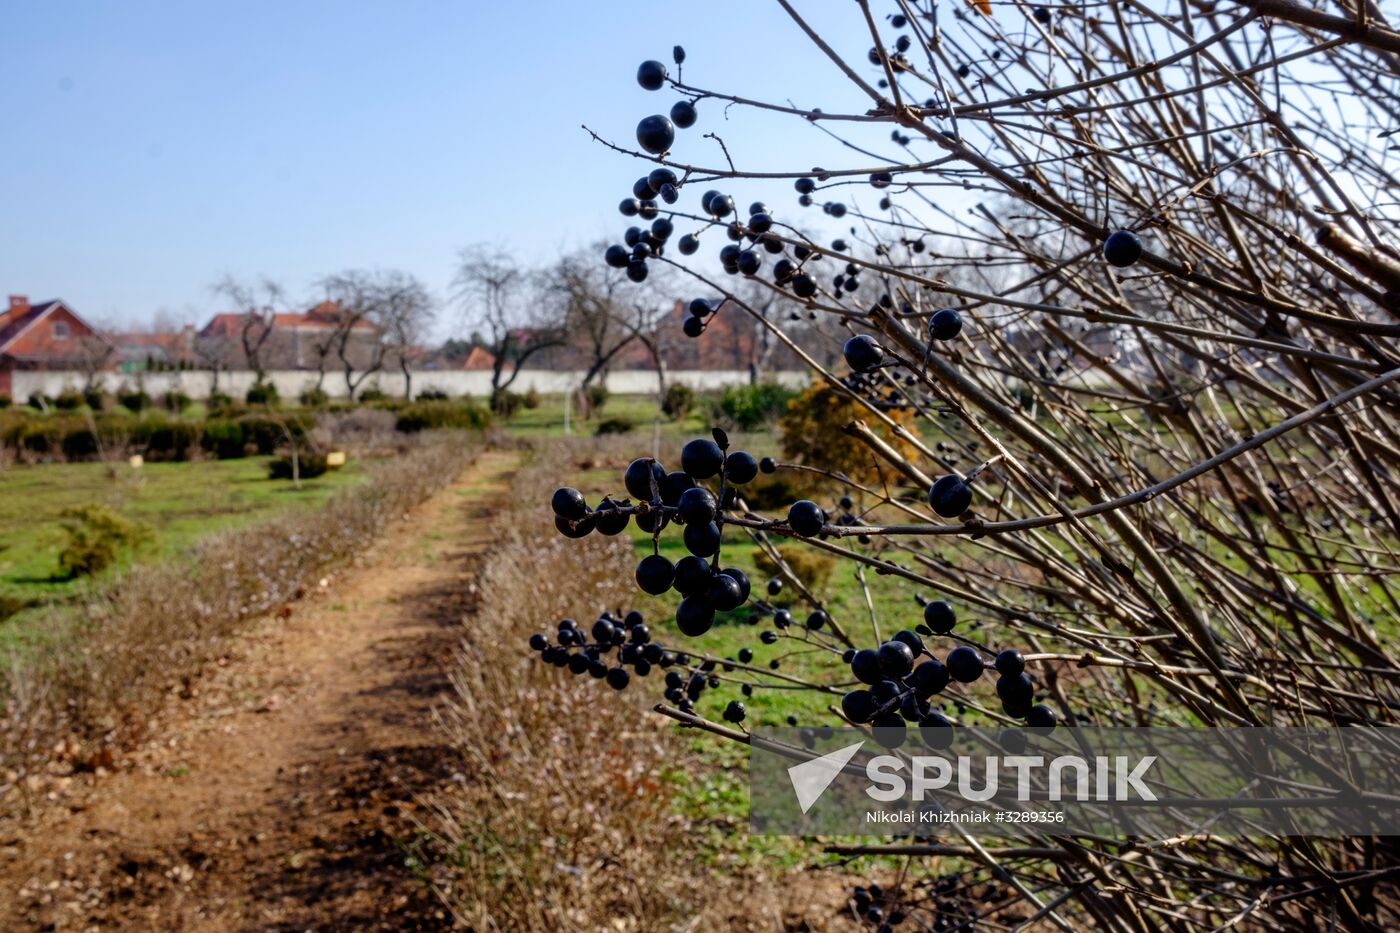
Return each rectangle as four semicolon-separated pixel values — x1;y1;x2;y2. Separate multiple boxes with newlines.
198;299;381;370
0;296;114;396
461;345;496;370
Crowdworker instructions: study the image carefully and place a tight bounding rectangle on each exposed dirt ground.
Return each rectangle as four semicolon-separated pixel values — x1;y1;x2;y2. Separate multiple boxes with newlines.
0;449;520;931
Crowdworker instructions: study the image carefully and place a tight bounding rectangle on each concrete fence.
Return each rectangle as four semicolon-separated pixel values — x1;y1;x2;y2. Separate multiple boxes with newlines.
9;368;810;401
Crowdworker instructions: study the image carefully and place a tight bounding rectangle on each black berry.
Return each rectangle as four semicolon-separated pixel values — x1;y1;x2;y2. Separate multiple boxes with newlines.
681;437;725;478
787;499;826;536
636;60;667;90
946;646;984;683
1103;229;1143;267
928;474;973;518
636;554;676;595
843;334;886;373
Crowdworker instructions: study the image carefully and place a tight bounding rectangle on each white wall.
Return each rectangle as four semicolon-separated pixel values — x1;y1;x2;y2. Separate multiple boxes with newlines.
10;368;810;401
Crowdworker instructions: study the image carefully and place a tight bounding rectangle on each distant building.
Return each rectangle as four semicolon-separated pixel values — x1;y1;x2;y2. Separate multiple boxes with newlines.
111;325;198;372
197;300;381;371
461;346;496;370
0;295;113;395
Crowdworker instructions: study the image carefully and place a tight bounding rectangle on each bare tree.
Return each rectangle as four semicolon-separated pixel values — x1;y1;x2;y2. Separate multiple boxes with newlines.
452;245;565;397
318;269;431;400
211;276;283;383
382;275;435;400
192;330;232;393
70;332;115;392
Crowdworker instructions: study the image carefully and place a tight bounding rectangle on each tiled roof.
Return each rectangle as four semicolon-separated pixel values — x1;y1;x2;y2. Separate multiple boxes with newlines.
0;300;62;352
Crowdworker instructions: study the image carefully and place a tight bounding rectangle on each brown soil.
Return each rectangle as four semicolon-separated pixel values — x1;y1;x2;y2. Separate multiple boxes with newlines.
0;449;520;931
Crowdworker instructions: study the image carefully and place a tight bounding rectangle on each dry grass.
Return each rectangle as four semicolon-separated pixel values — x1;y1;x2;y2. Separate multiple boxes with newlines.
0;432;480;796
423;439;852;932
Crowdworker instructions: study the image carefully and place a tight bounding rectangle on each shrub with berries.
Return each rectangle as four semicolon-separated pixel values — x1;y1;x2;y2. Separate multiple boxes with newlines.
545;5;1400;928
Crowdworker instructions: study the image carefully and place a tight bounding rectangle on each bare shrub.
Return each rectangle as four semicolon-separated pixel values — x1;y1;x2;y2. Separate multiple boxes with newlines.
318;406;399;452
544;5;1400;928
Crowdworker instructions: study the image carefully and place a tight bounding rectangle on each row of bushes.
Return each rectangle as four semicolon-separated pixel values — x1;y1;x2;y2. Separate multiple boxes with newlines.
0;412;317;462
0;383;489;415
2;381;796;431
1;399;492;463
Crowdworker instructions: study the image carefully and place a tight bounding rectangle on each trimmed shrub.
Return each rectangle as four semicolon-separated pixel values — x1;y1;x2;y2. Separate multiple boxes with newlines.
206;390;237;417
83;388;109;411
200;419;247;459
523;387;541;409
299;385;331;408
395;400;493;433
116;386;150;413
595;416;634;435
490;389;523;418
161;389;192;412
586;384;609;415
0;394;10;409
268;447;330;480
57;504;152;579
15;419;63;457
245;380;279;406
142;420;200;461
417;387;450;401
53;390;84;411
27;393;50;411
239;414;311;455
357;384;389;403
661;383;695;421
713;381;794;431
61;426;100;460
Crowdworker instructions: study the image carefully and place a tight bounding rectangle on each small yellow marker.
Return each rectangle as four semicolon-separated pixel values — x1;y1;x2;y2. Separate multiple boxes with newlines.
326;450;347;468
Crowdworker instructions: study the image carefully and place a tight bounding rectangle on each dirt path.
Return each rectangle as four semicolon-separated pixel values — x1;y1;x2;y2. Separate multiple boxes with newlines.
0;448;519;931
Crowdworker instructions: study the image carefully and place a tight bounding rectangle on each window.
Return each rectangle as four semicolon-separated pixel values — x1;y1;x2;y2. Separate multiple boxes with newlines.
52;321;69;340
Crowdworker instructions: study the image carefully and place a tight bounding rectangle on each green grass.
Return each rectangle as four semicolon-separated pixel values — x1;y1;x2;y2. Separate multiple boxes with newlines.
499;393;711;438
0;455;367;621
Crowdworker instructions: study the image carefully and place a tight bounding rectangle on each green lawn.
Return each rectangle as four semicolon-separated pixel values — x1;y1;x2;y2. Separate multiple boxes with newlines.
501;392;712;437
0;456;366;621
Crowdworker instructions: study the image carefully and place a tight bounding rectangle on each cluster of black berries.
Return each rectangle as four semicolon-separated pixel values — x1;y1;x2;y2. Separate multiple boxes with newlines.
633;51;695;154
839;599;1055;749
851;870;998;933
529;609;669;691
792;174;849;219
851;882;907;931
533;605;806;728
551;431;768;639
602;51;699;284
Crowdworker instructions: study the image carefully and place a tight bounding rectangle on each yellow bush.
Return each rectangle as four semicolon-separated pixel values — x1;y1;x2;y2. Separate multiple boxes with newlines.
777;382;921;490
752;543;836;591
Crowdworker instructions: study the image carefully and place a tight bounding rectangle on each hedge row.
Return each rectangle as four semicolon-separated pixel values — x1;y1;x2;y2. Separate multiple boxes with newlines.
0;413;314;462
0;400;492;462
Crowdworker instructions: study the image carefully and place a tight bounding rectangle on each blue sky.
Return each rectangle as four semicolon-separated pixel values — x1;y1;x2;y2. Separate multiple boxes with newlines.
0;1;889;337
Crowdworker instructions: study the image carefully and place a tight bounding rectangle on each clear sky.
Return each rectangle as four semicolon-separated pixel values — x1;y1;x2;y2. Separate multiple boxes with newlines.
0;1;887;338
